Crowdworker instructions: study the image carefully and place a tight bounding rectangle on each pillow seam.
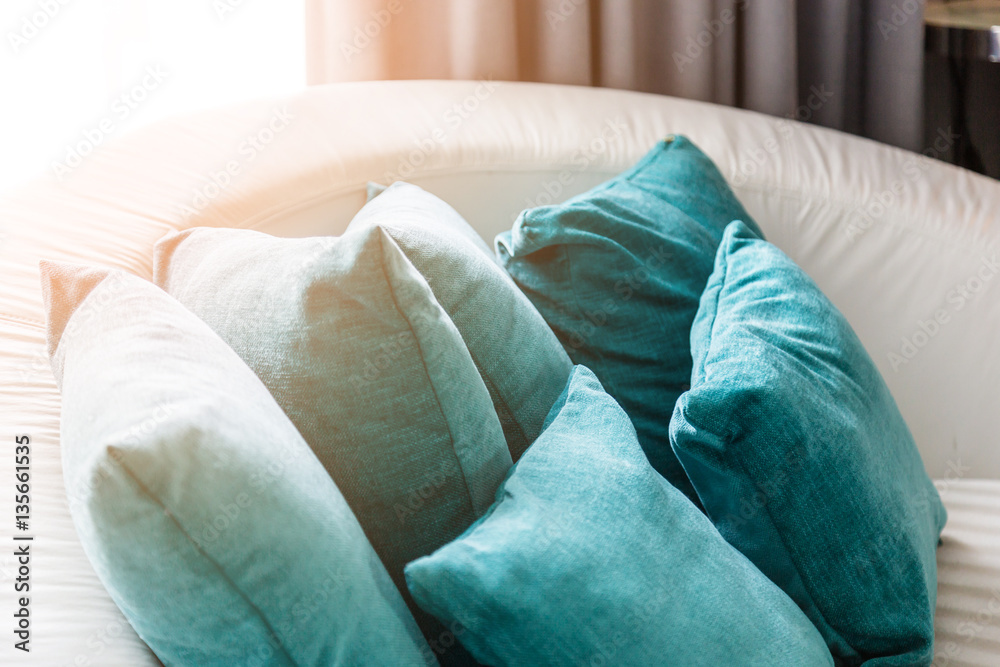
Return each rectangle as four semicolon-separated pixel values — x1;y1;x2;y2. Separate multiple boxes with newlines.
469;351;529;449
374;231;481;514
104;450;301;666
378;221;530;453
698;237;855;657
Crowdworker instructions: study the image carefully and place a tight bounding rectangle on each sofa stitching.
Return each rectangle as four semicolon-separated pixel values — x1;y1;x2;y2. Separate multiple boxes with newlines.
0;313;45;328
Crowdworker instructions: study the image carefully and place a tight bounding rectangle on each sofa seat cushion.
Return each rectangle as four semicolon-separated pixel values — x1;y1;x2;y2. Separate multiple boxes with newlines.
935;479;1000;666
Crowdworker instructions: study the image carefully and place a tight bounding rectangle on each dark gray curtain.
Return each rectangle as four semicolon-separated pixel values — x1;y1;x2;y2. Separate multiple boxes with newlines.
307;0;926;150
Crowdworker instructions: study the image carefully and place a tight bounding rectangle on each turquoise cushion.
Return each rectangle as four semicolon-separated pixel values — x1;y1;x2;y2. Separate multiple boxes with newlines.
351;182;573;461
496;136;759;501
405;366;834;667
154;225;511;666
41;262;433;666
670;221;947;665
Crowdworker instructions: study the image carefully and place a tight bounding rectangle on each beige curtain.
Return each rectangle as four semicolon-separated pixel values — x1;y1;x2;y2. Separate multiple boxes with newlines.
306;0;926;150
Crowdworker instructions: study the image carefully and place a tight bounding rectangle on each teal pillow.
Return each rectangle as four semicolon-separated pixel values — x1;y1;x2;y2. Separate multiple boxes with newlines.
670;221;947;665
154;225;511;666
405;366;834;667
41;262;434;666
351;182;573;461
496;136;759;501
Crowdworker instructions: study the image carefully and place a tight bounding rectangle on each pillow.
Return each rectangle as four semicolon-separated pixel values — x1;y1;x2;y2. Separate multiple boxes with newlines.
405;366;834;667
41;262;434;666
367;181;389;200
154;225;511;666
496;136;760;501
670;221;947;665
350;181;573;461
363;181;494;260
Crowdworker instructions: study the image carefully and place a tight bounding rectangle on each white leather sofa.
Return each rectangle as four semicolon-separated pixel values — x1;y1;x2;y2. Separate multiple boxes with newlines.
1;81;998;666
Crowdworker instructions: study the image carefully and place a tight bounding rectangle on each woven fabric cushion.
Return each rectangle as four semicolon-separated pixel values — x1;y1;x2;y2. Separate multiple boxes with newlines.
352;181;573;461
154;226;511;665
496;136;760;501
42;262;433;666
671;221;947;665
406;366;834;667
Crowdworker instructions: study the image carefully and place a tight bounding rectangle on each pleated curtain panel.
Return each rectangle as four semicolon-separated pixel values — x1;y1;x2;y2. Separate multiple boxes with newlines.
306;0;927;151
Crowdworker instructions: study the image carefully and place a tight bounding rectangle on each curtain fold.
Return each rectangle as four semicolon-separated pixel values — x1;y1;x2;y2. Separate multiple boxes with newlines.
306;0;926;150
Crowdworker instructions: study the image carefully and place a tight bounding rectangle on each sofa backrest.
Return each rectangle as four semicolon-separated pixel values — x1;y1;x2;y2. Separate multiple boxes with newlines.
1;84;998;466
2;77;998;666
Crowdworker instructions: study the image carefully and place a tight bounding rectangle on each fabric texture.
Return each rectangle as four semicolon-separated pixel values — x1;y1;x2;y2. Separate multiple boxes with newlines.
153;225;511;666
2;79;999;667
305;0;926;150
405;365;834;667
497;135;758;501
933;479;1000;667
41;261;434;667
670;221;947;666
352;181;573;461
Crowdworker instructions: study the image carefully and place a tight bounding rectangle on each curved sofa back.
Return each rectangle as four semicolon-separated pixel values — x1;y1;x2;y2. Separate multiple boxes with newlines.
2;77;998;666
5;81;996;479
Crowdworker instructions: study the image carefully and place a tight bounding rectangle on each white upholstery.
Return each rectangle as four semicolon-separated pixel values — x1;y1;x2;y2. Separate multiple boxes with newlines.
936;481;1000;666
0;80;997;664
